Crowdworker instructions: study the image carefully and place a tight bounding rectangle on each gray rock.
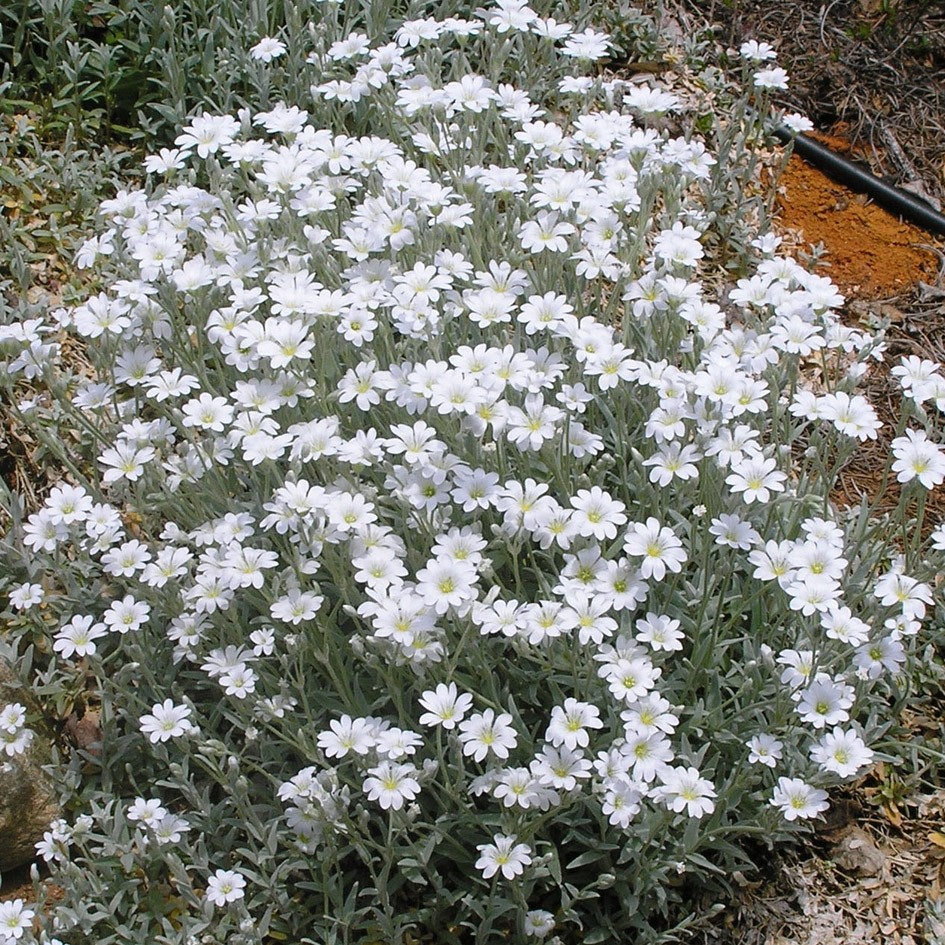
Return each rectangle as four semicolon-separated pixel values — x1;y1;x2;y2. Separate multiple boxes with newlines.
0;657;60;872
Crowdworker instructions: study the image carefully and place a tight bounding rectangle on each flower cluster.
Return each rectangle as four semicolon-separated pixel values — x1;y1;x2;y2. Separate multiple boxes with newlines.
2;2;943;942
0;701;33;759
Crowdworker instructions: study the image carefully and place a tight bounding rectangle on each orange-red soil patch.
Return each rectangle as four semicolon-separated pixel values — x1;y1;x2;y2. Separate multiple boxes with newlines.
775;133;940;297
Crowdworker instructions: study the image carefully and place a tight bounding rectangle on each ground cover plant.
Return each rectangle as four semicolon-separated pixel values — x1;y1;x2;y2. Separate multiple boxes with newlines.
2;1;945;943
0;116;134;521
1;0;342;140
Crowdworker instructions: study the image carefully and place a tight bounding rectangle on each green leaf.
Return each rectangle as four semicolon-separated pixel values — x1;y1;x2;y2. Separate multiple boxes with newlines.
566;849;605;870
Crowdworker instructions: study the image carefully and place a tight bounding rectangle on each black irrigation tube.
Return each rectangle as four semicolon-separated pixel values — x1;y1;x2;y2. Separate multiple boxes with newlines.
772;124;945;239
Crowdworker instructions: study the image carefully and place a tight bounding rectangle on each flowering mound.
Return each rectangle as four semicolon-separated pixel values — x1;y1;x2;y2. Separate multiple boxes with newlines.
2;4;945;944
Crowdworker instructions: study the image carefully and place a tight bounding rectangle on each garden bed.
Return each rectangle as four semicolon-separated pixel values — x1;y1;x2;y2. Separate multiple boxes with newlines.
1;2;945;944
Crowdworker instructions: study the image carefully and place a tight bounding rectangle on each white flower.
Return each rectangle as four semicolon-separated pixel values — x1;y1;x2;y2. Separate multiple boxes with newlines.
475;834;533;879
0;724;33;757
785;574;842;616
634;613;684;652
99;441;156;483
326;491;378;533
506;394;564;451
363;761;421;810
623;731;674;782
103;594;151;634
154;813;190;845
820;605;871;646
458;709;518;762
795;675;855;728
44;483;93;524
891;429;945;489
725;454;787;504
54;615;108;659
327;32;370;59
270;589;324;625
771;315;823;354
746;734;783;768
545;698;603;750
488;0;536;34
0;899;35;941
492;767;545;809
338;360;382;411
75;233;114;268
782;112;814;134
603;773;646;825
753;67;789;90
788;539;846;583
374;727;422;760
418;683;473;730
873;569;932;620
206;868;247;907
770;777;829;821
139;699;195;743
810;727;874;778
445;73;496;113
643;442;700;485
560;27;610;60
175;113;240;158
518;212;575;254
127;797;167;824
7;582;44;610
524;909;556;937
0;703;26;734
854;636;906;679
524;600;579;644
623;518;687;581
709;514;759;550
395;18;443;47
532;744;593;790
473;598;528;637
777;649;814;689
317;715;376;758
739;40;776;61
35;819;72;863
657;766;717;818
621;694;679;737
653;222;704;268
569;486;627;541
819;391;881;441
415;558;478;614
143;147;187;174
930;521;945;550
353;548;407;590
181;393;234;432
249;37;287;62
599;652;661;703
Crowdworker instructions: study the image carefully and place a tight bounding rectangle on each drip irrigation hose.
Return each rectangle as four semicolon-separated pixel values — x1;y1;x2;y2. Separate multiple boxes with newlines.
771;124;945;238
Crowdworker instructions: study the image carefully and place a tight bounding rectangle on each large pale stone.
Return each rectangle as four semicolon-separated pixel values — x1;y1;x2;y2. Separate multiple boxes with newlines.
0;657;60;872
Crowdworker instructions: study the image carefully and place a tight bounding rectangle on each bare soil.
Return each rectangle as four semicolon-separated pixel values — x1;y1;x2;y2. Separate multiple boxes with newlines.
776;132;940;298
